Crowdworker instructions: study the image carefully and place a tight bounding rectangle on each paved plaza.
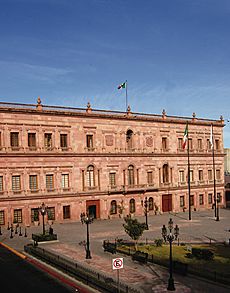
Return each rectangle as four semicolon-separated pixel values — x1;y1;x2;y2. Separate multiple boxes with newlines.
1;209;230;292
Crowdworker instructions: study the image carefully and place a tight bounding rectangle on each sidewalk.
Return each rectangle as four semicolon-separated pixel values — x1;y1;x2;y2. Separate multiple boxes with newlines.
39;242;191;293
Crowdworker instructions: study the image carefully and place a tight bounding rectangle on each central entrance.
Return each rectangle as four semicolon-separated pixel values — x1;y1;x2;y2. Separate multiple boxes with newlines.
86;200;100;219
162;194;172;212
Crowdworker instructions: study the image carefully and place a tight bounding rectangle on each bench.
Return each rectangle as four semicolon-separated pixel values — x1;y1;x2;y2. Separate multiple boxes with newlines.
132;251;148;263
103;241;116;254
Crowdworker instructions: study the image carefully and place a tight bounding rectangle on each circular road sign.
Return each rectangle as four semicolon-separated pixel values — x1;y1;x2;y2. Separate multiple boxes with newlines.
112;258;124;270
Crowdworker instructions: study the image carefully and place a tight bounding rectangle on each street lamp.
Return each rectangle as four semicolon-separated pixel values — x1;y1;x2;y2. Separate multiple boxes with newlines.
161;218;179;291
80;213;93;259
216;194;221;222
144;197;149;230
39;202;48;235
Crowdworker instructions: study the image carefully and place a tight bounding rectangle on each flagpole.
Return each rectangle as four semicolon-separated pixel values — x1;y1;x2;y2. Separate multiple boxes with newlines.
187;122;192;221
211;124;218;220
125;80;128;111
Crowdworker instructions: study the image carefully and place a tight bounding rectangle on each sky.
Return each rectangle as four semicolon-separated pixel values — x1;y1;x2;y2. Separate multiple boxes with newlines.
0;0;230;146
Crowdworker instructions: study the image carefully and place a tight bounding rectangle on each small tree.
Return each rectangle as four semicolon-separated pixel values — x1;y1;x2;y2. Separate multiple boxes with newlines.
123;216;146;250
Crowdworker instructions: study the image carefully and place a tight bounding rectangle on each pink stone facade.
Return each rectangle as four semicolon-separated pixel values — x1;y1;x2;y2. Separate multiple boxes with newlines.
0;101;225;227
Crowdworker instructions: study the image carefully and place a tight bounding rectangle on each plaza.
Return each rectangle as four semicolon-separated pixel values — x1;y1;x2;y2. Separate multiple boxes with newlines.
1;208;230;292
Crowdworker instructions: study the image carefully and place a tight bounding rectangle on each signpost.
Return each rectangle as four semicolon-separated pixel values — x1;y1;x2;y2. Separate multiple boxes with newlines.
112;258;123;293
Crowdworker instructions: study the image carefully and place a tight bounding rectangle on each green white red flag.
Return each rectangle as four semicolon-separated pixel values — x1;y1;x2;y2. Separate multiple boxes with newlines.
117;82;126;90
182;123;188;149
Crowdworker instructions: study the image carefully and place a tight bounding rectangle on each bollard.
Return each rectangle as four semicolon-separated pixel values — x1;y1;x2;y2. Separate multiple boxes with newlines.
10;227;13;238
7;222;10;230
19;226;22;236
24;228;27;237
0;226;2;235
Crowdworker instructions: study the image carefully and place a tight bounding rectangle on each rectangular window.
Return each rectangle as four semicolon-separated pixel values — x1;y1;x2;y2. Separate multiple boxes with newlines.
216;169;221;180
188;138;193;150
198;139;202;150
217;192;222;203
207;139;211;150
178;138;183;150
208;193;212;204
47;207;55;220
198;170;203;181
86;134;93;149
31;208;39;222
190;195;194;206
208;170;212;180
63;205;70;219
10;132;19;148
44;133;52;149
62;174;69;189
190;170;194;182
215;140;219;150
179;170;185;182
60;134;68;149
29;175;38;191
147;171;153;185
28;133;36;148
109;172;116;187
13;209;22;223
12;175;21;191
46;174;54;190
199;194;204;205
0;210;5;225
162;137;167;150
180;196;185;207
0;176;3;192
0;132;2;148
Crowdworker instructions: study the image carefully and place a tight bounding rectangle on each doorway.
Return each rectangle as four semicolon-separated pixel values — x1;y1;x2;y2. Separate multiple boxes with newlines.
86;200;100;219
162;194;172;212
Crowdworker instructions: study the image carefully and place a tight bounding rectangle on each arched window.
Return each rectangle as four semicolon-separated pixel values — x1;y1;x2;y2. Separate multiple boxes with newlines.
129;199;135;213
87;165;95;187
110;200;117;214
126;129;133;150
163;164;169;183
149;197;154;211
128;165;135;186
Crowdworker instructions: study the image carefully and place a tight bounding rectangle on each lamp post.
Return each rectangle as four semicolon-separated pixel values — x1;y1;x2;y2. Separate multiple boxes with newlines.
161;218;179;291
144;197;149;230
216;194;221;221
39;202;47;235
80;213;93;259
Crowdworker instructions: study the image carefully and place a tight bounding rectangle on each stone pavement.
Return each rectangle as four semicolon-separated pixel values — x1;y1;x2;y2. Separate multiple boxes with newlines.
1;209;230;292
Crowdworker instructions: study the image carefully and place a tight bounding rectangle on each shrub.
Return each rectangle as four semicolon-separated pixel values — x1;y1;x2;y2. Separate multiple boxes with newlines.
191;248;214;260
154;238;163;247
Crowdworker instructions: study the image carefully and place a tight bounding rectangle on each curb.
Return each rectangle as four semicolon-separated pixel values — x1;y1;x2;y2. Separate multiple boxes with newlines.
0;242;26;259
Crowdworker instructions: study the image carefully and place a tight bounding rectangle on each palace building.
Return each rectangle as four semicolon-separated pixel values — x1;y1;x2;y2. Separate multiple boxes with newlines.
0;98;225;227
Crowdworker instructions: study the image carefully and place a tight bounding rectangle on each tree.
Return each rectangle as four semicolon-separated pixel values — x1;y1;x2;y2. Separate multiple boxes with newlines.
123;216;146;250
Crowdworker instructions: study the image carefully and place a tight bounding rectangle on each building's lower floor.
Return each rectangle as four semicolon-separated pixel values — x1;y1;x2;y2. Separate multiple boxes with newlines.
0;185;225;227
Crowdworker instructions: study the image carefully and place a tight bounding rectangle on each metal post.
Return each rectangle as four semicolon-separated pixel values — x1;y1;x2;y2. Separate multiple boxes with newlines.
0;226;2;235
86;221;91;259
42;213;45;235
167;238;175;291
10;227;13;238
24;228;27;237
145;197;149;230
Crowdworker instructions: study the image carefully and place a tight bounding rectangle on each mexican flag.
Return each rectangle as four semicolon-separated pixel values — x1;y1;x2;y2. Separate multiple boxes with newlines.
182;123;188;149
117;82;126;90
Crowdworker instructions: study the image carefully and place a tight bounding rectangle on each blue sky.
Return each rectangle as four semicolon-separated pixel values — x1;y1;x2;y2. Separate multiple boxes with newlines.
1;0;230;146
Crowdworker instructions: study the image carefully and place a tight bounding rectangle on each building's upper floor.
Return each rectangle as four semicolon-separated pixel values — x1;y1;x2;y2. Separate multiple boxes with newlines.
0;99;225;155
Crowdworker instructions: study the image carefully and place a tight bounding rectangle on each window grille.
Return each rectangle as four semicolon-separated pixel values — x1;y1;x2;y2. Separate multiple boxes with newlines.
62;174;69;188
12;175;21;191
13;209;22;223
0;210;5;225
46;174;54;190
28;133;36;148
29;175;38;191
10;132;19;147
60;134;68;148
